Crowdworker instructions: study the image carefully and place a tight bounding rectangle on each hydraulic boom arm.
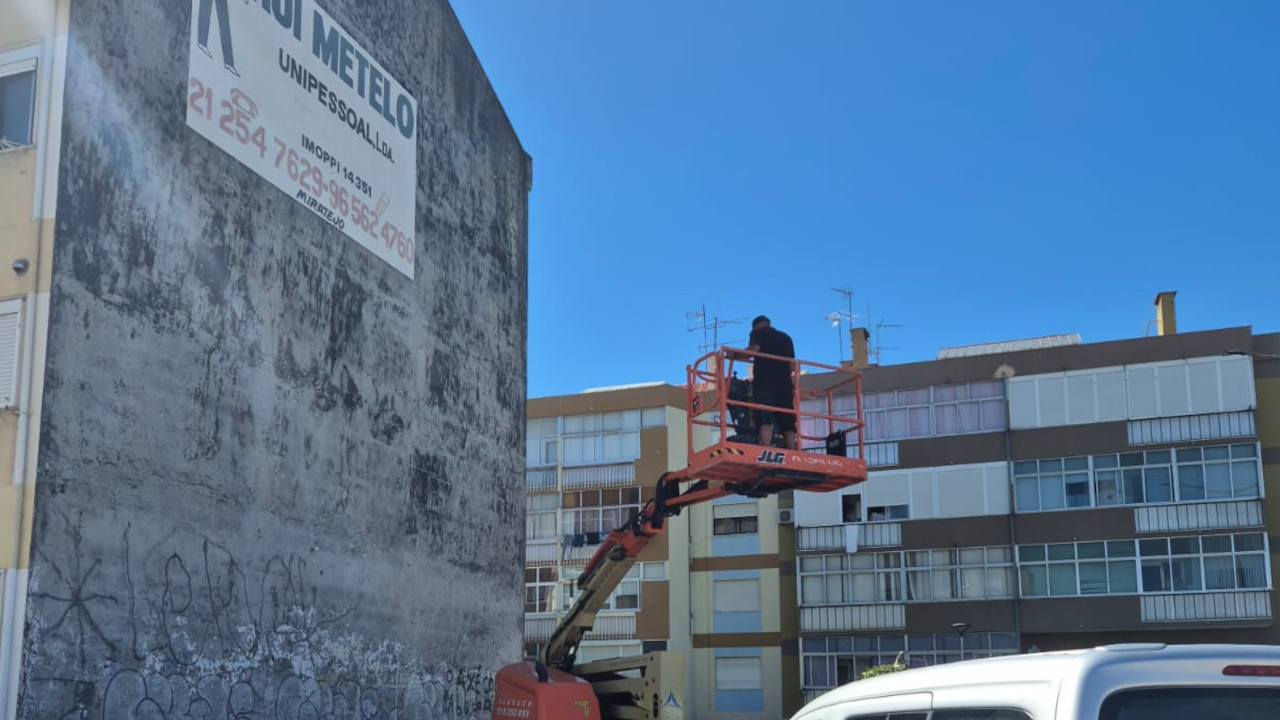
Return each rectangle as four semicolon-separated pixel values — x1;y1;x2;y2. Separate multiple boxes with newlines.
541;477;687;672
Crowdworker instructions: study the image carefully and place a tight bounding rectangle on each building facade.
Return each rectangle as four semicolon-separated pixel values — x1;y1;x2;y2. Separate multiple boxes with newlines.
525;300;1278;719
3;1;531;717
794;304;1278;706
523;384;692;666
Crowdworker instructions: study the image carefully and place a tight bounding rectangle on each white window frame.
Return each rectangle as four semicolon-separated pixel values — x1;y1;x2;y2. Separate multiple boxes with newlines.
1012;442;1264;514
0;55;38;150
860;380;1008;442
1137;532;1270;595
524;493;559;541
800;633;1020;692
524;566;557;614
560;565;641;611
561;488;642;539
1017;540;1140;598
1016;533;1271;598
713;502;759;536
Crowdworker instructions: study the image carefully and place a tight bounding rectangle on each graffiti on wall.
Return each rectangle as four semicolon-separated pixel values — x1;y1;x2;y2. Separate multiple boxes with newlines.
22;511;495;719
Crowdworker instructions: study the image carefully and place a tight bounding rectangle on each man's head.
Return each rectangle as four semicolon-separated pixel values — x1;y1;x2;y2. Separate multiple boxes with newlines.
752;315;771;331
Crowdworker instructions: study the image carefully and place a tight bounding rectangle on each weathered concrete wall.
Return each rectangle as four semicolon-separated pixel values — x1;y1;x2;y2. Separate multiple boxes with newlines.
19;0;529;717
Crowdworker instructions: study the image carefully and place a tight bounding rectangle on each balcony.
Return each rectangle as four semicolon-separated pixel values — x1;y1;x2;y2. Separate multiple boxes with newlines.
563;462;635;490
1141;590;1272;624
797;523;902;552
1134;500;1264;534
799;604;905;633
526;463;638;492
526;540;558;566
526;467;557;492
524;612;636;642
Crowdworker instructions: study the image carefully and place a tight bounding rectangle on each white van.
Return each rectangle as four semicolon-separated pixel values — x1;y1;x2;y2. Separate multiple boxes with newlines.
791;643;1280;720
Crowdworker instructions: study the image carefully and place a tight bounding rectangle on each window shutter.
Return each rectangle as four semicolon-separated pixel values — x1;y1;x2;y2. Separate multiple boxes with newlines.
0;300;22;407
713;502;757;519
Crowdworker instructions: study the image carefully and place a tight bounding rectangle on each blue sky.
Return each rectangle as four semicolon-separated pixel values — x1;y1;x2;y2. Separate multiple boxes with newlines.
450;1;1280;398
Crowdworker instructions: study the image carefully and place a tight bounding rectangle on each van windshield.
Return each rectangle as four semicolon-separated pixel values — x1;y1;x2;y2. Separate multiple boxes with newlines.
1101;687;1280;720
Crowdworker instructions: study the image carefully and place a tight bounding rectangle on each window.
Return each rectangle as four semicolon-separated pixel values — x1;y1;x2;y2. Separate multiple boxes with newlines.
1139;532;1268;594
559;411;642;466
563;487;641;540
932;380;1007;435
1018;541;1138;597
1018;533;1269;597
1100;688;1280;720
1175;444;1260;500
525;567;557;613
814;381;1006;444
0;64;36;148
1093;450;1173;505
842;494;862;522
1014;457;1090;512
560;565;641;611
525;494;559;540
713;502;758;535
800;553;903;604
526;417;559;467
802;633;1019;693
800;547;1014;606
867;504;908;522
715;657;762;690
1013;443;1262;513
904;547;1014;602
714;579;760;613
641;407;666;427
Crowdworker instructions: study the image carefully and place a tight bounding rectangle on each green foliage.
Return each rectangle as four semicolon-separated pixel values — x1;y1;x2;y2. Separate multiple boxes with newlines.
859;662;907;679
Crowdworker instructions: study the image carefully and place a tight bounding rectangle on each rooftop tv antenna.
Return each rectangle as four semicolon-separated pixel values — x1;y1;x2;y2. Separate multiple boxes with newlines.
827;287;858;362
872;319;902;365
686;304;741;354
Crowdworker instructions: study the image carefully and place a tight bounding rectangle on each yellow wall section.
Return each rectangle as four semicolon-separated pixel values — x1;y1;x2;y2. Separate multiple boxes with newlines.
0;481;34;569
1254;377;1280;620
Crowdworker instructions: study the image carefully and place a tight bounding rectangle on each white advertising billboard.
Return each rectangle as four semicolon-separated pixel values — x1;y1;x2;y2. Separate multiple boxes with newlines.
187;0;418;278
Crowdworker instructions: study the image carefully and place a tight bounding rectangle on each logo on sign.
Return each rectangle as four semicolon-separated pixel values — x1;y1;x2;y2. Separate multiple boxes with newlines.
756;450;786;465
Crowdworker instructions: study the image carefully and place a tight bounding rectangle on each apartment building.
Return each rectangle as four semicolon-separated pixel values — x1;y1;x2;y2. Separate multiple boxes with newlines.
792;295;1279;707
523;383;692;666
2;5;65;715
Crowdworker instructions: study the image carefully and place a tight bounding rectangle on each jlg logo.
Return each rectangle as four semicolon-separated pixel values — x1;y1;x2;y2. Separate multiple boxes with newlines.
573;700;592;716
756;450;786;465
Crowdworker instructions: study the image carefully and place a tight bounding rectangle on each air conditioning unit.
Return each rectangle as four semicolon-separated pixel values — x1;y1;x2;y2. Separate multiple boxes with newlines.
777;508;794;525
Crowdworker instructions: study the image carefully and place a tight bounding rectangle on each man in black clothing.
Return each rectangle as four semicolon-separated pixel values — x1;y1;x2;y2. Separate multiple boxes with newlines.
746;315;797;449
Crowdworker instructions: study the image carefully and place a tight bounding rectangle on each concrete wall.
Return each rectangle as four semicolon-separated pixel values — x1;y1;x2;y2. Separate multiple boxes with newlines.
18;0;530;717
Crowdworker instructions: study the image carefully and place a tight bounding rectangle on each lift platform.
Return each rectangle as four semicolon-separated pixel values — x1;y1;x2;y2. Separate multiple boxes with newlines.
658;346;868;505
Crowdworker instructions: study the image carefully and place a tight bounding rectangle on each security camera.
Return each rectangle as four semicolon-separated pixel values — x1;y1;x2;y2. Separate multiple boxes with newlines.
12;258;28;275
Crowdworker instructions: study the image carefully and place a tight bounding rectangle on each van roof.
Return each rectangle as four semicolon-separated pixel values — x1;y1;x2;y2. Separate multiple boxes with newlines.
795;643;1280;717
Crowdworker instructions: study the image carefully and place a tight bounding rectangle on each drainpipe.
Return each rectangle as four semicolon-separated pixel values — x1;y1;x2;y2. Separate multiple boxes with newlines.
1001;376;1023;650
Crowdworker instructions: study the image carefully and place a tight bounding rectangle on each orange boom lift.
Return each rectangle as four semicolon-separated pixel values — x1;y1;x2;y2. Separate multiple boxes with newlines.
493;347;867;720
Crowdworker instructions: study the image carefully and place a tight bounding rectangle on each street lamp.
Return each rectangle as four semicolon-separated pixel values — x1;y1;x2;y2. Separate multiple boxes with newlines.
951;622;970;663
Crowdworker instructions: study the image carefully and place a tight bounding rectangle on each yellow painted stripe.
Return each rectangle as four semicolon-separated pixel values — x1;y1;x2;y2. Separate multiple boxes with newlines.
0;482;35;570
